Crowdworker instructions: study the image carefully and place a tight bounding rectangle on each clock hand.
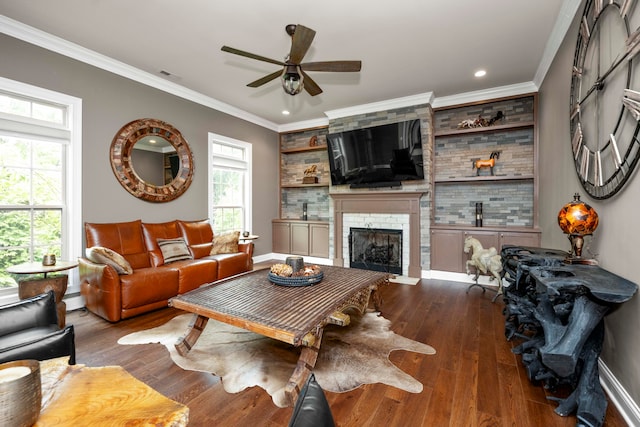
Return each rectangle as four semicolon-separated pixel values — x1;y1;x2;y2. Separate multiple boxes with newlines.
579;27;640;106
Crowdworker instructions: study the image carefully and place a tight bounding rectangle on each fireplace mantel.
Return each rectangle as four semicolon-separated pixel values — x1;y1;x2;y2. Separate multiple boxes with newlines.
331;192;424;277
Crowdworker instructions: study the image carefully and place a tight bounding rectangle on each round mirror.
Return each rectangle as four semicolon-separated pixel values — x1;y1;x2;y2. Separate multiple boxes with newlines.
110;118;193;202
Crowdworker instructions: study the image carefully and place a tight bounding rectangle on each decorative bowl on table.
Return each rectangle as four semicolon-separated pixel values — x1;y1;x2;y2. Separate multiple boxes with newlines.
268;263;323;287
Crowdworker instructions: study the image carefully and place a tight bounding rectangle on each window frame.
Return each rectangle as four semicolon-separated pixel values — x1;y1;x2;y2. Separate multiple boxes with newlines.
208;133;252;235
0;77;82;304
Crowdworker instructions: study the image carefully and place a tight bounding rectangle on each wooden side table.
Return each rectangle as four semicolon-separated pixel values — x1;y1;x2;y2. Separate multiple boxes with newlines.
6;261;79;328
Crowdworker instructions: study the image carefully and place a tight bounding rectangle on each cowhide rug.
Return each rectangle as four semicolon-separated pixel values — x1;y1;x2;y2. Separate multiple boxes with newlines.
118;311;435;407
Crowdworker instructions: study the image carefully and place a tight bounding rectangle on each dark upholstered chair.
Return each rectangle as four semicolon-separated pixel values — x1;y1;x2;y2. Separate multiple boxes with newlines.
0;291;76;364
288;374;335;427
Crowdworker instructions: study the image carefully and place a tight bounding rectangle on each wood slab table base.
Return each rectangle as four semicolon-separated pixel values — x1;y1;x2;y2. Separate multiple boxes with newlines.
170;265;389;406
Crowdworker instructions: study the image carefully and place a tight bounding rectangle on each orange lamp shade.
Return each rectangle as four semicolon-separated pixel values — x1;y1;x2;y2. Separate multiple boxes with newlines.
557;193;599;236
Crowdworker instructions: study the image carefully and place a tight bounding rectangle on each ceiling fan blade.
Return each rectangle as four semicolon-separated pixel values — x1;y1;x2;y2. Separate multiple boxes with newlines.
289;25;316;64
247;69;283;88
301;70;323;96
301;61;362;72
221;46;285;67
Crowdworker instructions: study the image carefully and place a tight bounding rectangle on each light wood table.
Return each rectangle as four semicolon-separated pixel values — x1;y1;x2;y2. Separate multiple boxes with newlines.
6;261;78;328
169;265;389;406
36;357;188;426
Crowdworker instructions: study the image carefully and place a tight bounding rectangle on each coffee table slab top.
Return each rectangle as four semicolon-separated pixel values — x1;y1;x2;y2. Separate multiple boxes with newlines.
170;265;389;346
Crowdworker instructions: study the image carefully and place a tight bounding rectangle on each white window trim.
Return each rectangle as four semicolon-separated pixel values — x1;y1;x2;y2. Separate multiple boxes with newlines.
0;77;82;305
208;132;252;234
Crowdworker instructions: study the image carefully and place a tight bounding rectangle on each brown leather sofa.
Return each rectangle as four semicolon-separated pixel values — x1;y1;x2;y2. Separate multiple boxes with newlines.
79;219;253;322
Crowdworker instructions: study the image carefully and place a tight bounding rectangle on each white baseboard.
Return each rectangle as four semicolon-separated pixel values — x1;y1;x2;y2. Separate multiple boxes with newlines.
426;269;501;288
599;359;640;426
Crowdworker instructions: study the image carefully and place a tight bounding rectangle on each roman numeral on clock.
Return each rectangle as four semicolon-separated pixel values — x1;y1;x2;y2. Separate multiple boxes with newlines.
609;133;623;170
623;89;640;120
595;150;603;187
572;124;583;159
580;145;591;181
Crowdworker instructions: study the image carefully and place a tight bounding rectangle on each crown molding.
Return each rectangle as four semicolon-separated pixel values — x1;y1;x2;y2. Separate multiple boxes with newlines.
277;117;330;133
0;15;279;132
431;82;539;109
324;92;434;121
533;0;581;87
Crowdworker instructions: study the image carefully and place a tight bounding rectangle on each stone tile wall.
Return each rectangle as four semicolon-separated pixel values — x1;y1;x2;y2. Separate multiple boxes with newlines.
328;103;433;270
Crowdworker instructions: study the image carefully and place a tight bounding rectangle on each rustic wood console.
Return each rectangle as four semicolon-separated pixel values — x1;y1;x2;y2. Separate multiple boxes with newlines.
501;245;637;427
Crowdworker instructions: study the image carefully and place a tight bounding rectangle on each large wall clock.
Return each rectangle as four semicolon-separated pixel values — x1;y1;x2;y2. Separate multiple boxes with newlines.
570;0;640;199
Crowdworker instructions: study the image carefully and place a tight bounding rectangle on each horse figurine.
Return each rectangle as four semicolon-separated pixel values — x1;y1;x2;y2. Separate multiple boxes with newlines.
464;236;504;300
472;151;501;176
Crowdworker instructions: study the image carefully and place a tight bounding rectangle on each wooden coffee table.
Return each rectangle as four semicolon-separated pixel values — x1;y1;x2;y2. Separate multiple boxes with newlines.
169;265;389;406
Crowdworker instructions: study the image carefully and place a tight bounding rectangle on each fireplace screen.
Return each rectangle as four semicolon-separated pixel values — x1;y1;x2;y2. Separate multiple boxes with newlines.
349;227;402;274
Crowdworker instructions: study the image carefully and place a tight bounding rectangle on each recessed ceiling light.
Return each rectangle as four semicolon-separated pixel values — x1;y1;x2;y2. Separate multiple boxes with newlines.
149;139;157;144
282;110;290;115
474;70;487;78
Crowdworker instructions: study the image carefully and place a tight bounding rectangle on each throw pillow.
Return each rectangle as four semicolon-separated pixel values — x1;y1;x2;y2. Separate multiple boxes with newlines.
85;246;133;275
157;237;193;264
210;231;240;255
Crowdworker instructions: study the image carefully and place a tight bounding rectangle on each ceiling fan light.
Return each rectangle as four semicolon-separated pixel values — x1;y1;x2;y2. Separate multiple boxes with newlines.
282;65;304;95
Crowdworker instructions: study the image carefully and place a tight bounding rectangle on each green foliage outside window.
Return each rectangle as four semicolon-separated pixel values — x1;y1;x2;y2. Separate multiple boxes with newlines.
0;136;63;289
211;169;244;234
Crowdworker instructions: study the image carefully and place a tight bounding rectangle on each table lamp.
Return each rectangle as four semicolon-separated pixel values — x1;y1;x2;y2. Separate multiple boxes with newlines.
557;193;599;265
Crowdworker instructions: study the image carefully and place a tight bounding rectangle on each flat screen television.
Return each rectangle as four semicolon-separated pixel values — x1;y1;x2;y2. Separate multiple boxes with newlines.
326;119;424;188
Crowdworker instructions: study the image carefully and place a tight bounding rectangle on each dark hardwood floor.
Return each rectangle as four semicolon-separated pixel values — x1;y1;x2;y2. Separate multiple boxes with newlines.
68;269;628;427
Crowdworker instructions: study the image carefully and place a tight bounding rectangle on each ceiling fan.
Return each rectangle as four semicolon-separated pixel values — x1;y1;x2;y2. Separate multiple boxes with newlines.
221;24;362;96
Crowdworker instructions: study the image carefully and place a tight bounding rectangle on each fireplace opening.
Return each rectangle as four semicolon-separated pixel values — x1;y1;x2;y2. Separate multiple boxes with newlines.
349;227;402;275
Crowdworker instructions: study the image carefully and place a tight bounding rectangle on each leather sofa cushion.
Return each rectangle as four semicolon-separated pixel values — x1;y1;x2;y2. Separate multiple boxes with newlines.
166;259;218;294
178;219;213;245
0;325;76;365
178;219;214;258
120;267;179;309
142;221;181;266
0;325;60;348
85;220;150;269
0;291;58;336
208;252;249;279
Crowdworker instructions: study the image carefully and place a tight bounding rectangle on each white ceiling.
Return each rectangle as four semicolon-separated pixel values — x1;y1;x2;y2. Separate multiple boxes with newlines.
0;1;579;131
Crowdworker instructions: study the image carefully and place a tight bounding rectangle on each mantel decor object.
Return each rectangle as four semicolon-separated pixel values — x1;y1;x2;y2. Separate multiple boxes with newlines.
557;193;599;265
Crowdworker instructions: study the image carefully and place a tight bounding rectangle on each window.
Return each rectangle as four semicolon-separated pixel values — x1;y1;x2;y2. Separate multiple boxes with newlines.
209;133;252;234
0;78;82;300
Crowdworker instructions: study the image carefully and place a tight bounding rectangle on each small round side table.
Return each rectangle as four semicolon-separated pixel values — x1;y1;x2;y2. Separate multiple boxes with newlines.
6;261;79;328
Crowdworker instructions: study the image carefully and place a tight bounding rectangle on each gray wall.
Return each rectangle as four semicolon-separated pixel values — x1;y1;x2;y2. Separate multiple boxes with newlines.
539;8;640;406
0;34;279;257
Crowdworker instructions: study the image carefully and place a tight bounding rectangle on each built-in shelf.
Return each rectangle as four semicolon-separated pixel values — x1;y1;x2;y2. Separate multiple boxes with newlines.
281;145;328;154
434;121;534;137
434;175;534;184
430;224;540;232
281;183;330;188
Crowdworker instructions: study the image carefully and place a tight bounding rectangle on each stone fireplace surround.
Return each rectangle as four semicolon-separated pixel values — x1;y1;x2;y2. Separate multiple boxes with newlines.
331;192;424;278
344;214;409;276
